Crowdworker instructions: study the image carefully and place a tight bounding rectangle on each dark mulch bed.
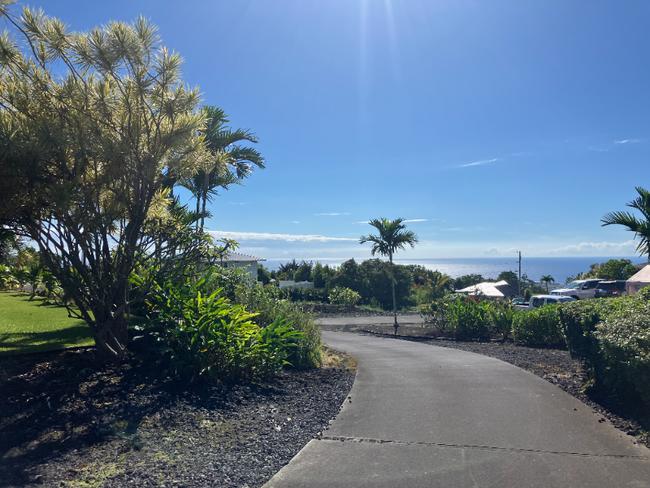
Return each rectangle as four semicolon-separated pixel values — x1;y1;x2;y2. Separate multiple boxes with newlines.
301;303;420;318
0;348;355;488
320;322;650;449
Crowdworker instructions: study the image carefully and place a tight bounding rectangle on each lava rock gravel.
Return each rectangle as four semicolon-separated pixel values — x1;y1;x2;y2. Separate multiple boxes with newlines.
0;349;355;488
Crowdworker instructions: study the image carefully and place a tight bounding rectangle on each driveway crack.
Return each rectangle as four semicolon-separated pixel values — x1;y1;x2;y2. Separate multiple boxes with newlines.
319;435;650;460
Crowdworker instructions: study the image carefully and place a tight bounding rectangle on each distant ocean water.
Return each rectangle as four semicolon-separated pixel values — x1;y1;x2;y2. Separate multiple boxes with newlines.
263;257;647;284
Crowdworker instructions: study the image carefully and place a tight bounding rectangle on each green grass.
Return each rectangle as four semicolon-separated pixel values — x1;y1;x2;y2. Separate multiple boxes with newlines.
0;291;93;355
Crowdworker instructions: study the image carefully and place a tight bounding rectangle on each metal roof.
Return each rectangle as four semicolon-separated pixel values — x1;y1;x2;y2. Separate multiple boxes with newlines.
456;280;517;298
222;252;266;262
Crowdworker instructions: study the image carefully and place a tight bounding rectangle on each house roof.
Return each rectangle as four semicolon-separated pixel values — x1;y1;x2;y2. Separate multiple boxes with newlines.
223;252;266;262
456;280;517;298
628;265;650;283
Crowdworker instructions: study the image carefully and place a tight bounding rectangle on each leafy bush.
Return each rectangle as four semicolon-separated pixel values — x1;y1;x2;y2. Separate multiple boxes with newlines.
595;306;650;406
329;286;361;306
145;273;304;382
446;297;492;340
232;283;322;369
0;265;15;290
279;287;330;303
421;293;476;336
422;296;492;340
558;290;650;407
557;297;634;371
512;305;564;347
490;301;515;340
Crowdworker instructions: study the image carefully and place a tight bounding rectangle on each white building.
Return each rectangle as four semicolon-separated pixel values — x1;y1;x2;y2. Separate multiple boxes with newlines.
220;252;266;280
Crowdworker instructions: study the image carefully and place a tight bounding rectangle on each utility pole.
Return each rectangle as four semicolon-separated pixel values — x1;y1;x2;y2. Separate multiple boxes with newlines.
518;251;522;297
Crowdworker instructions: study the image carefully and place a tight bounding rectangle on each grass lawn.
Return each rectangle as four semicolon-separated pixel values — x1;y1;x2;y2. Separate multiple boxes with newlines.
0;291;93;355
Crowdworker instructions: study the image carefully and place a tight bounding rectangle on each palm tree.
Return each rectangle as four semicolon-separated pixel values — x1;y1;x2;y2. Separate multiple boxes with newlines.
360;218;419;335
601;187;650;261
540;275;555;292
181;106;265;232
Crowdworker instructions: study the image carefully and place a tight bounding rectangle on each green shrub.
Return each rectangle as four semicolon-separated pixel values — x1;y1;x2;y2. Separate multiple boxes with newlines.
0;265;15;290
557;289;650;407
421;293;472;336
595;306;650;406
443;297;492;340
513;305;564;347
280;287;330;303
329;286;361;306
557;297;635;375
490;301;515;340
234;283;322;369
145;273;304;382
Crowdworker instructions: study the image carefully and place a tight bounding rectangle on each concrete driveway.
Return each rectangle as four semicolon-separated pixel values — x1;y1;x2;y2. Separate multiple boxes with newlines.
265;331;650;487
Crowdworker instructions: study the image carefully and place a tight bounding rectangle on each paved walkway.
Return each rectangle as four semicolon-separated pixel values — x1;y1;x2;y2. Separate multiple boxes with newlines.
265;329;650;487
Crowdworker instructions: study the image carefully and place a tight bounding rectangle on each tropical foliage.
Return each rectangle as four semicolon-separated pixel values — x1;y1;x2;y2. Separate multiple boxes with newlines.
328;286;361;306
540;275;555;292
601;186;650;261
180;106;264;232
0;6;220;361
360;218;419;331
144;271;303;381
558;291;650;409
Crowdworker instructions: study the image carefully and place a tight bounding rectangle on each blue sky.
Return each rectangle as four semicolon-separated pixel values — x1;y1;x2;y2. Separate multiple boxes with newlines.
30;0;650;263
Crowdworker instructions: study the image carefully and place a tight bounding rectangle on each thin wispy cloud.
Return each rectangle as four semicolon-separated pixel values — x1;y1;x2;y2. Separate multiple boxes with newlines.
546;240;636;255
291;221;300;224
483;247;518;256
588;146;609;152
614;139;640;144
315;212;351;216
461;158;497;168
209;231;357;243
355;218;430;224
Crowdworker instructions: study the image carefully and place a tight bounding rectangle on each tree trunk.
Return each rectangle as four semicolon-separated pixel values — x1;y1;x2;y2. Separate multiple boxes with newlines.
93;313;128;363
390;252;397;337
200;171;209;232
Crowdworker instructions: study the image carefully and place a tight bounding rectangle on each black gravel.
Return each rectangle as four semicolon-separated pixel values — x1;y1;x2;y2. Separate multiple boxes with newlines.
0;349;355;488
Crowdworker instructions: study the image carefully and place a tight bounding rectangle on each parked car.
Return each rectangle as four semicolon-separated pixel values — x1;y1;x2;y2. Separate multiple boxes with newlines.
594;280;627;298
510;298;526;306
526;295;577;309
550;279;604;300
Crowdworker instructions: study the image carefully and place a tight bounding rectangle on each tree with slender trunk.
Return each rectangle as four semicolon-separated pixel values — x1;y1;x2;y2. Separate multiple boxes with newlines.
0;6;213;362
601;187;650;262
540;275;555;292
360;218;419;336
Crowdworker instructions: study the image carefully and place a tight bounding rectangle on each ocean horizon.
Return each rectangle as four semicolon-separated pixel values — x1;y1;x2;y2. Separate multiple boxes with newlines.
262;256;647;284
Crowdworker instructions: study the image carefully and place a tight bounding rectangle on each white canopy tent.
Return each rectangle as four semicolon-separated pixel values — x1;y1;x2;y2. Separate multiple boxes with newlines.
626;265;650;296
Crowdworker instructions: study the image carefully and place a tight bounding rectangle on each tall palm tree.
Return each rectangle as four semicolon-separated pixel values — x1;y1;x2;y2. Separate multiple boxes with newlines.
601;187;650;261
360;218;419;335
540;275;555;292
181;106;265;232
